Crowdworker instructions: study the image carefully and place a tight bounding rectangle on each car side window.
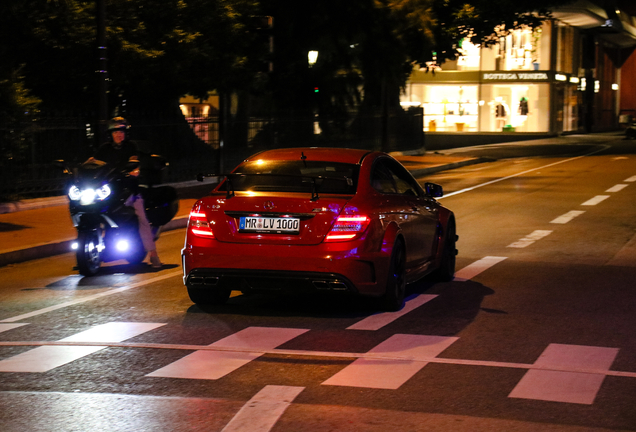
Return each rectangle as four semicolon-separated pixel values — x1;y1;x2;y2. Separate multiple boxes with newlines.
370;160;397;194
386;159;422;197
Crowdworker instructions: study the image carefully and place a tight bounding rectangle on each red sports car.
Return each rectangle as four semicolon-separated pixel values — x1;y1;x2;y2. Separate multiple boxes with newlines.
182;147;457;310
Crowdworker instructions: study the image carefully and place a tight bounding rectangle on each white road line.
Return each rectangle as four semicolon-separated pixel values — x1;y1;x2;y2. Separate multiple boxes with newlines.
0;322;165;373
606;184;628;193
453;256;507;282
625;175;636;182
146;327;308;380
509;344;618;405
1;339;635;378
550;210;585;224
0;270;181;323
0;323;28;333
347;295;437;331
221;385;304;432
507;230;553;248
581;195;610;206
440;149;607;199
322;334;459;389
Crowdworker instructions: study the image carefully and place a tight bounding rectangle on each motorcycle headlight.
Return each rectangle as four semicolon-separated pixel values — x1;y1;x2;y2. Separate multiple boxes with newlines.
68;186;81;201
74;184;111;205
80;188;97;205
96;184;111;200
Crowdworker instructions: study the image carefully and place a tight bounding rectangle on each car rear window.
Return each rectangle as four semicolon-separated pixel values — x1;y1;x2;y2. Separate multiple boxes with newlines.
227;160;359;194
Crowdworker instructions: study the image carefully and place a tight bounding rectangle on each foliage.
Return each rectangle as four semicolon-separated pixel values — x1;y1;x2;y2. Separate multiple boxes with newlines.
0;0;574;118
0;0;264;113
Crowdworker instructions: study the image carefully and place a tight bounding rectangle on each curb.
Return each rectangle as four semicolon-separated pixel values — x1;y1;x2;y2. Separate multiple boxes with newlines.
408;157;493;178
0;216;188;268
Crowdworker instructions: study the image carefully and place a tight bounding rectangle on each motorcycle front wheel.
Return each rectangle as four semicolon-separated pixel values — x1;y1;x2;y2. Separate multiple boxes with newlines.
77;230;102;276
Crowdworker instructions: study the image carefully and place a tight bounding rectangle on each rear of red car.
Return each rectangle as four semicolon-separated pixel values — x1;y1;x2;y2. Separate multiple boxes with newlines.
181;149;394;304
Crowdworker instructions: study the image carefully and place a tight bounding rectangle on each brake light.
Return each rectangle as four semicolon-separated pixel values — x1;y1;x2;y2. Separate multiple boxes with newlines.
324;215;371;242
189;210;214;238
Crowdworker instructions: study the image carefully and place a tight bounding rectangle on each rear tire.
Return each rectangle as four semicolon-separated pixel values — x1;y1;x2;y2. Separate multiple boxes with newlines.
187;287;231;306
77;230;102;276
380;239;406;311
432;218;457;282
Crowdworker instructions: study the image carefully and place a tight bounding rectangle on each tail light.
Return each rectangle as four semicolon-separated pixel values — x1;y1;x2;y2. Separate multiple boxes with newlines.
324;215;370;242
189;210;214;238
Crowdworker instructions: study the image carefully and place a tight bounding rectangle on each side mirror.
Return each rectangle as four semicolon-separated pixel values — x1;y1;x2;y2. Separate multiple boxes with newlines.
125;160;140;172
54;159;72;175
424;182;443;198
149;154;168;171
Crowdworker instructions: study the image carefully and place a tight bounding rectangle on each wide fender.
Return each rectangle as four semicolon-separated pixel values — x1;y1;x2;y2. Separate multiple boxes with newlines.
380;221;402;255
434;207;456;261
369;221;403;295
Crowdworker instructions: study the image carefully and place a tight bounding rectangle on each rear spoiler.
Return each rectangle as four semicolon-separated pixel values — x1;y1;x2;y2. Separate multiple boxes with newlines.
196;172;353;201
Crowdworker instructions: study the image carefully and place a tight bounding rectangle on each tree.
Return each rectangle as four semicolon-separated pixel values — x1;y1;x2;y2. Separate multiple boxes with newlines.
0;0;264;114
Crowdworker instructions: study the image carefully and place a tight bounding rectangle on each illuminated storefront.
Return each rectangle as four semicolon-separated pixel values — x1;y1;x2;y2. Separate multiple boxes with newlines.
400;21;595;134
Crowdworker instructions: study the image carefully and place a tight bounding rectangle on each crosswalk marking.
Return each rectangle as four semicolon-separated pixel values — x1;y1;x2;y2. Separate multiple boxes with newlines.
581;195;610;206
550;210;585;224
606;184;628;193
322;334;458;389
347;295;437;331
0;323;28;334
507;230;552;248
0;322;165;373
221;385;304;432
146;327;308;380
624;175;636;182
453;256;507;281
509;344;618;404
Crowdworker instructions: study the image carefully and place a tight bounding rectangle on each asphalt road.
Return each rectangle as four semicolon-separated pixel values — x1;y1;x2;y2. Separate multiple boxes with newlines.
1;136;635;432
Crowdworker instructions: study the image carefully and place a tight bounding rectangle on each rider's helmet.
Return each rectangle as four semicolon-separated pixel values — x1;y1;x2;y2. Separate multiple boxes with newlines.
108;116;130;132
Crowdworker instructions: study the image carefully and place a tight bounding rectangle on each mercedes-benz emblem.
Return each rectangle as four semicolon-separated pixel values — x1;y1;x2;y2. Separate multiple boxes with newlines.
263;201;275;210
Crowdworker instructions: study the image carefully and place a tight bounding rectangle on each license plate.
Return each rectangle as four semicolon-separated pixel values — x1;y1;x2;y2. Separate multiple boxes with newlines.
239;216;300;234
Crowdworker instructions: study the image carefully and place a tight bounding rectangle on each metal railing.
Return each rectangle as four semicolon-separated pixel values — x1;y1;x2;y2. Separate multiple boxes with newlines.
1;108;423;200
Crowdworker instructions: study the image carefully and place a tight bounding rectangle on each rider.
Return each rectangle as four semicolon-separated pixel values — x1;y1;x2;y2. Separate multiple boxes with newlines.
89;117;163;269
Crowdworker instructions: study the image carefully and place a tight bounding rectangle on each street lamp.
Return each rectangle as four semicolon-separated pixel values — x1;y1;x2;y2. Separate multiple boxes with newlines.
308;50;319;67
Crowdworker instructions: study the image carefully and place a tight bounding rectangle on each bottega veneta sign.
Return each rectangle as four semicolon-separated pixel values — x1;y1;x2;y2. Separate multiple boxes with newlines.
482;72;550;81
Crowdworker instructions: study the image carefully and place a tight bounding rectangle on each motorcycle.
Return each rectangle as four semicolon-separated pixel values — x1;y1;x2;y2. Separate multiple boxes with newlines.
56;154;179;276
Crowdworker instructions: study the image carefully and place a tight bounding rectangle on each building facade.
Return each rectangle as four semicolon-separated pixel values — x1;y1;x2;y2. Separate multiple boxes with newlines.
400;1;636;134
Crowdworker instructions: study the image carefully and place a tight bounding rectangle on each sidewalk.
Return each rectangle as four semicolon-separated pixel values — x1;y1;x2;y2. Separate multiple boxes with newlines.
0;152;498;267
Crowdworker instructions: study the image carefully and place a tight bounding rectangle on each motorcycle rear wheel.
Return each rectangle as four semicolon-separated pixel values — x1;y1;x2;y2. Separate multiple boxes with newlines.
77;230;102;276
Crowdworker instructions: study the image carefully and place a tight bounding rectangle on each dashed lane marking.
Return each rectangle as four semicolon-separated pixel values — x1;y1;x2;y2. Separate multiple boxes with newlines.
221;385;304;432
606;184;628;193
581;195;610;206
507;230;553;248
0;322;165;373
453;256;507;282
509;344;619;405
550;210;585;224
146;327;309;380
